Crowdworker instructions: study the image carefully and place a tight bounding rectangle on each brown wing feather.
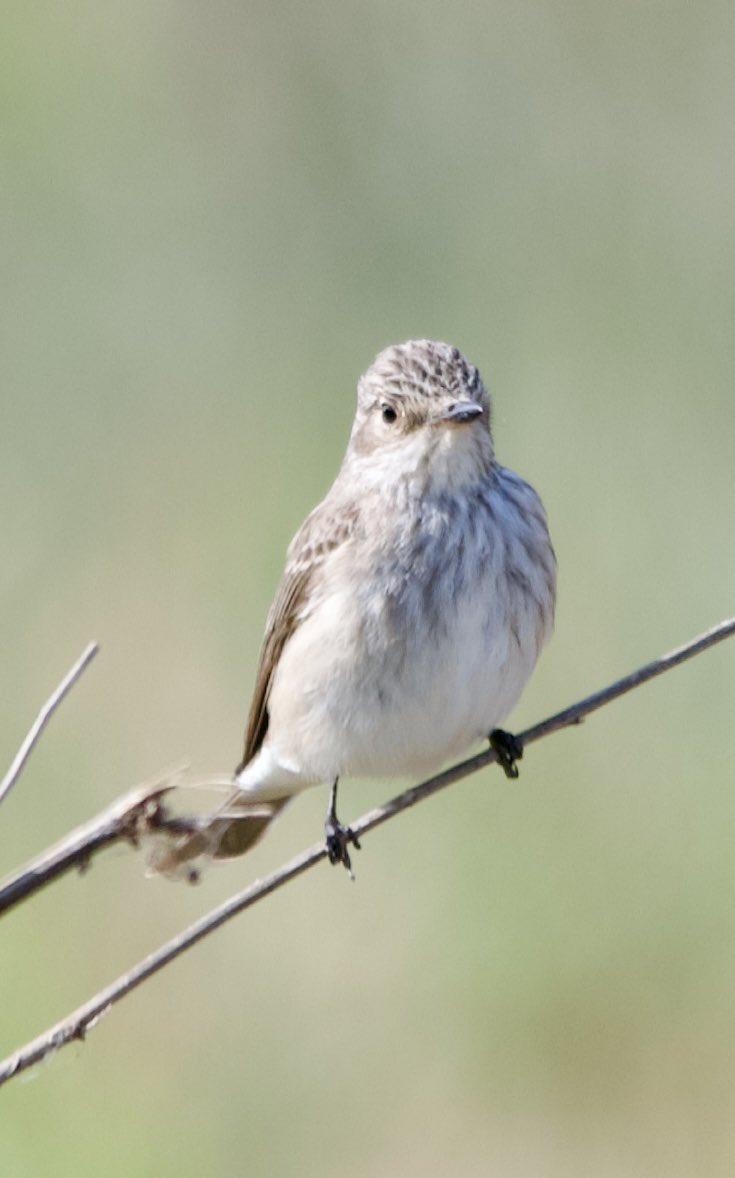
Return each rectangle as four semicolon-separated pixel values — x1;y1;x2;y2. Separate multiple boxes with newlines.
235;494;358;775
235;564;312;773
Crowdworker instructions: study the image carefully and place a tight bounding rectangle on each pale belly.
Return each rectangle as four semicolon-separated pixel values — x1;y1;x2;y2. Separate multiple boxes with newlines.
335;590;538;778
242;574;542;795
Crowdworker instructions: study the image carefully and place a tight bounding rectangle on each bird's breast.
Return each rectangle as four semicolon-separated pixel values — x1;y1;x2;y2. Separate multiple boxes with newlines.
265;477;553;784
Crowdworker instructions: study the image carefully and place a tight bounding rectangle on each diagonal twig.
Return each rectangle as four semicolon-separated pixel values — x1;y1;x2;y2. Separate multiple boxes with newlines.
0;642;99;807
0;782;176;916
0;615;732;1087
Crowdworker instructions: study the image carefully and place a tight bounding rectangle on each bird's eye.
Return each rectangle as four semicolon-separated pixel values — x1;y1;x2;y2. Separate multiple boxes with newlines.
381;403;398;424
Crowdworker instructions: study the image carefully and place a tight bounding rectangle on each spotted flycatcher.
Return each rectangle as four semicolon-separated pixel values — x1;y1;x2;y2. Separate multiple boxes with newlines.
157;340;556;877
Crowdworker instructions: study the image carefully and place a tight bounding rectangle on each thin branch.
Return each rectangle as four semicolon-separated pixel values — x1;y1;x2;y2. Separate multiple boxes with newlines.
0;615;732;1088
0;770;232;918
0;781;175;916
0;642;99;806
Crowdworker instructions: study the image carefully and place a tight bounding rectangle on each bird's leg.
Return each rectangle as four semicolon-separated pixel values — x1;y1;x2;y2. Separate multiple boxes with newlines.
324;777;361;877
489;728;524;779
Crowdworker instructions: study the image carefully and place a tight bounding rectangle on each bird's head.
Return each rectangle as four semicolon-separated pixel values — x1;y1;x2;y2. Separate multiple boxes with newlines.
347;340;494;491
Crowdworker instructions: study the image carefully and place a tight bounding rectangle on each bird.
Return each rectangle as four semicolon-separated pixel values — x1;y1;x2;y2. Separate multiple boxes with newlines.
154;340;556;879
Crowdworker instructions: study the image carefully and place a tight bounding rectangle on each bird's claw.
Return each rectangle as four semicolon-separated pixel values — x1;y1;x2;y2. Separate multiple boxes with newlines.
325;819;361;877
489;728;524;779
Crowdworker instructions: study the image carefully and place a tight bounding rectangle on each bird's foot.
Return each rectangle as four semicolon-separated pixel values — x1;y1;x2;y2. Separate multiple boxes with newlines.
324;777;360;877
325;782;360;876
489;728;524;779
325;817;361;877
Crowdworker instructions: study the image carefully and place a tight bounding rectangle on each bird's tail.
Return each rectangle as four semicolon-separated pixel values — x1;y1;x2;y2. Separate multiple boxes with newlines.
146;792;290;882
214;796;290;858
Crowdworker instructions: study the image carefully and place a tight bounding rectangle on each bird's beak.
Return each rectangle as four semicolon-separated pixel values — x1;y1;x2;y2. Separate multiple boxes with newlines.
434;401;483;427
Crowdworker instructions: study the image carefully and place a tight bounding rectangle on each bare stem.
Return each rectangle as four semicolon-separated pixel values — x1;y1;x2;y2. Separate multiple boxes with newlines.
0;782;174;916
0;615;732;1087
0;643;99;806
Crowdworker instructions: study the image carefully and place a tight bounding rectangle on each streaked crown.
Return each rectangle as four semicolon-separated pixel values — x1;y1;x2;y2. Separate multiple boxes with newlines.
357;340;490;416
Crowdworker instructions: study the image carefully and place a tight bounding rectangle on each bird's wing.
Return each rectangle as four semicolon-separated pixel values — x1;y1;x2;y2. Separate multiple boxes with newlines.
235;495;358;773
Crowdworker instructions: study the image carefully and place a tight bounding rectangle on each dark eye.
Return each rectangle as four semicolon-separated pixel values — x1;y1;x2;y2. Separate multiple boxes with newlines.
381;403;397;424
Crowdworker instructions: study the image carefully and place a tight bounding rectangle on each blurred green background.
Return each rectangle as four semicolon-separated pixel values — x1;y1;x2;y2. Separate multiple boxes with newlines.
2;1;734;1173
